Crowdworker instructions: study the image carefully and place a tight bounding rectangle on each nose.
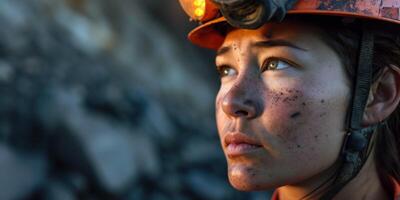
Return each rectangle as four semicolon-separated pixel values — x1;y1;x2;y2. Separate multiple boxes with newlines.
221;81;262;119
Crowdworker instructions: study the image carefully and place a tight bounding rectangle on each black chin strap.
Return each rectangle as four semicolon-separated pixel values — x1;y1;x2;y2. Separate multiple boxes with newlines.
319;26;376;200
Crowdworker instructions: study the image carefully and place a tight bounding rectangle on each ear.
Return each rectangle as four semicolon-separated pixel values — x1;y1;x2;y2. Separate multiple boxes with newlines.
362;66;400;126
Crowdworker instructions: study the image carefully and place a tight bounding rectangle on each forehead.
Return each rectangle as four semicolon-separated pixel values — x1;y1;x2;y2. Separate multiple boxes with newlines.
221;20;320;49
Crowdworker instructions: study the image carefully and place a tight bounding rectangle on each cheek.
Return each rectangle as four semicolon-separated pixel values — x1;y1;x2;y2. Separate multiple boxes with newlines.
215;87;231;139
215;68;351;189
215;93;223;132
259;80;349;172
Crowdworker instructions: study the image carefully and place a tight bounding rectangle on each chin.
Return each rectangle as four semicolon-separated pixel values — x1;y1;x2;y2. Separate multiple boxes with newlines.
229;176;274;191
227;169;277;191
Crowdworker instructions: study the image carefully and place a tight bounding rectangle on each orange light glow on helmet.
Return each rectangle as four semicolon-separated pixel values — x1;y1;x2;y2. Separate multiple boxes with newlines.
186;0;400;50
178;0;219;22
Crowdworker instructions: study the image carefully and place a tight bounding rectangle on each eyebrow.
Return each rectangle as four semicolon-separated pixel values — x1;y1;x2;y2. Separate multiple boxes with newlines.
216;39;307;57
216;46;231;56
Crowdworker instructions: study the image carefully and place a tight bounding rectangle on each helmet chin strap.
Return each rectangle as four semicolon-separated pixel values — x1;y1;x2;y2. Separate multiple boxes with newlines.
319;25;377;200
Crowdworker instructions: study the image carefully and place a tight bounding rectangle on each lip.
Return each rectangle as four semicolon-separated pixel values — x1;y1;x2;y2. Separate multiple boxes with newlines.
224;132;262;158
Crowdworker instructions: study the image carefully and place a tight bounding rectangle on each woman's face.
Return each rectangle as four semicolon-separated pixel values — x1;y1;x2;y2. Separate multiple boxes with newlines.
215;21;351;191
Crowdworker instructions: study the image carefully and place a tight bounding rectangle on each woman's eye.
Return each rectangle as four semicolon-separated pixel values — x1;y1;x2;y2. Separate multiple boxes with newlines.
217;65;237;78
262;59;292;71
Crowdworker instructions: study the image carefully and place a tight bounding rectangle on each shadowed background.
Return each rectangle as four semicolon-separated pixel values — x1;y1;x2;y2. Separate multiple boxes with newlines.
0;0;271;199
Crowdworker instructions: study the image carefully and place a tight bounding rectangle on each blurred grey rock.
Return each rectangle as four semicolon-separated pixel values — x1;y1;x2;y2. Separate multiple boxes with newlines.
131;132;161;178
181;138;223;165
52;0;115;55
160;173;183;193
0;61;14;82
141;100;175;143
43;179;77;200
62;173;88;193
47;89;140;193
0;0;256;199
250;191;274;200
126;187;145;200
149;192;169;200
0;0;32;30
0;144;47;200
185;170;232;200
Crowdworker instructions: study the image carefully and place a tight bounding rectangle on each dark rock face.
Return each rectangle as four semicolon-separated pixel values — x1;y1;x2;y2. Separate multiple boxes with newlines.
0;0;272;199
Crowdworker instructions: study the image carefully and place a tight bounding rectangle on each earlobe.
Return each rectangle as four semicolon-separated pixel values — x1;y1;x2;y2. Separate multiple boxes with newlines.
362;66;400;126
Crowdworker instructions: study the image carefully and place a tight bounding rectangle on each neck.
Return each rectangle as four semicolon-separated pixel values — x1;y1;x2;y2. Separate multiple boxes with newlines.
278;153;389;200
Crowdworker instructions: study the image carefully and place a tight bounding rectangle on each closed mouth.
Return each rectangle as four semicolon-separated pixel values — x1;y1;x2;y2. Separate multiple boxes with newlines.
224;132;262;157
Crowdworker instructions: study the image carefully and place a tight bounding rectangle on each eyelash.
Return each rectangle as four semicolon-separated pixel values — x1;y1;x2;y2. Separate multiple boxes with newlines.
216;57;299;78
261;57;297;72
216;65;236;78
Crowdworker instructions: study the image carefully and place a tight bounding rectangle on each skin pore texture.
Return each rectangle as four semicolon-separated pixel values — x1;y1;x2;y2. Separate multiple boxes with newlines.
214;21;391;199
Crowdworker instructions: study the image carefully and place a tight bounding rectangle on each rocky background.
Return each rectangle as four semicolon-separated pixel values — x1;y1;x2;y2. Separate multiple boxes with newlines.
0;0;272;199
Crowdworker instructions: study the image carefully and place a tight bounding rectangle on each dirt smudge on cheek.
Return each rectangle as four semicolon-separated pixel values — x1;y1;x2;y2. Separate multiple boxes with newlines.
266;88;325;153
290;112;301;119
265;88;308;146
246;168;257;177
266;88;304;106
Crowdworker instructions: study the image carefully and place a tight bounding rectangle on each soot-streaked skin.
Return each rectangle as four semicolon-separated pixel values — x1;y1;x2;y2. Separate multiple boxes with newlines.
214;21;352;193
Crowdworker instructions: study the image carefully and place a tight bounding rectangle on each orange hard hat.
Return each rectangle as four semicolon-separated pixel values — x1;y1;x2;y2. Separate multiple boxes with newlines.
182;0;400;49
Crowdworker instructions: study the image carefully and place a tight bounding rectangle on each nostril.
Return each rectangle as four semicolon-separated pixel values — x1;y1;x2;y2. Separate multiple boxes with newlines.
235;110;248;116
221;90;262;118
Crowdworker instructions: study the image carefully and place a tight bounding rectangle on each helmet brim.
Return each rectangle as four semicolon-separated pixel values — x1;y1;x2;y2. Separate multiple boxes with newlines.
189;10;400;50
